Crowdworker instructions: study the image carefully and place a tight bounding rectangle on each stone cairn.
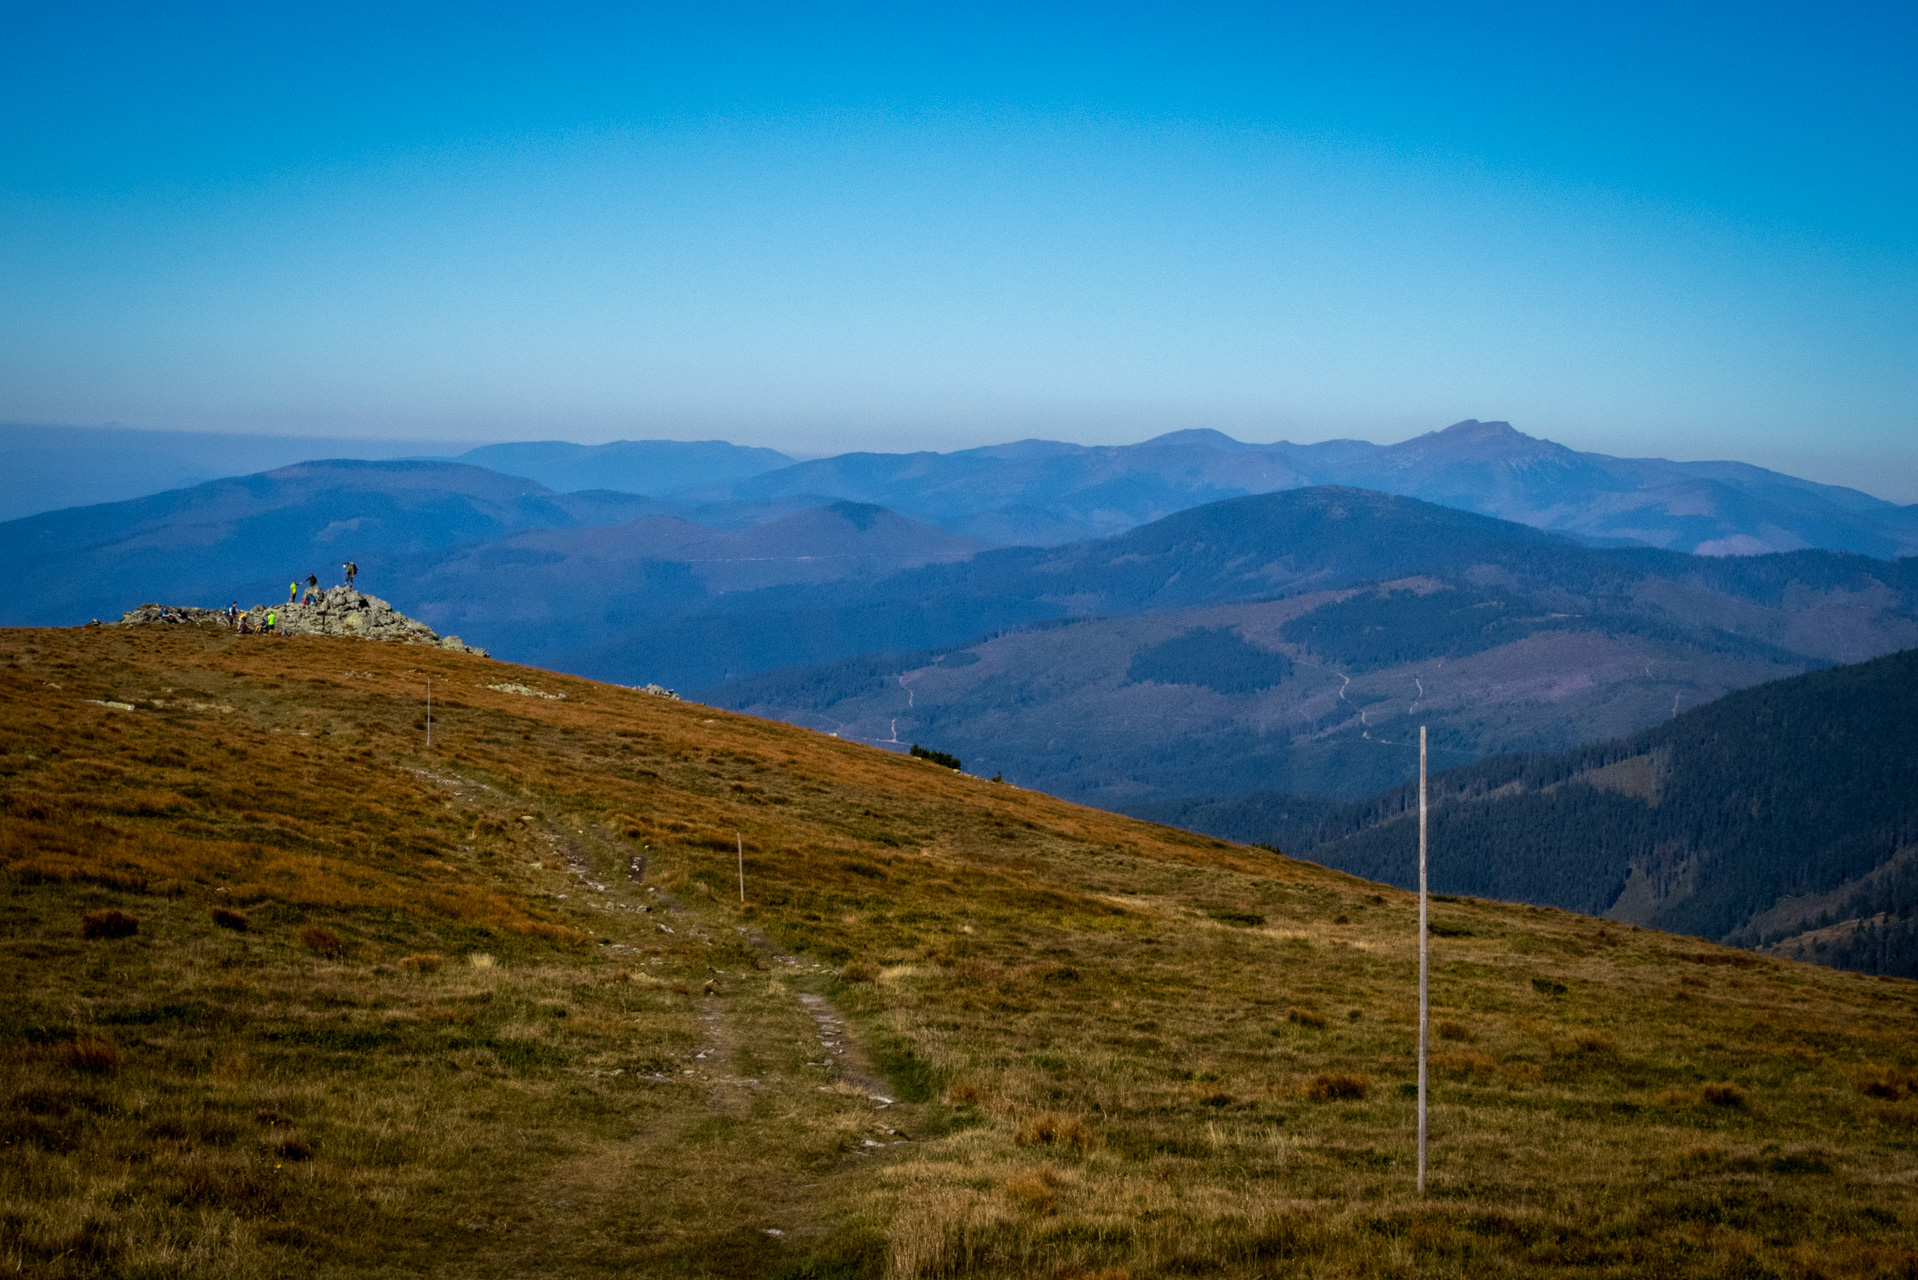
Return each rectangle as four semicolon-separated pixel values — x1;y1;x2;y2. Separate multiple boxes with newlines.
116;586;487;657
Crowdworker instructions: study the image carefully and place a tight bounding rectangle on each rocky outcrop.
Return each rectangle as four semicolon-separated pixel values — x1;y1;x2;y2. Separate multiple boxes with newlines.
116;587;487;656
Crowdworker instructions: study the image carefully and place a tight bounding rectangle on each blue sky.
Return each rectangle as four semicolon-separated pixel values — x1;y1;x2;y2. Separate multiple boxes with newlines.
2;2;1913;496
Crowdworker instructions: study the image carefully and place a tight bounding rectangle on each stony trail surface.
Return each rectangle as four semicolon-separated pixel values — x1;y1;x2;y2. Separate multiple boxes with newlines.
396;753;916;1259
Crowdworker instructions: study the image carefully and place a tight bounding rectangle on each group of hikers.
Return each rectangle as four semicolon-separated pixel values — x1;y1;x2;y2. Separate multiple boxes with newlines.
286;561;357;604
228;561;359;636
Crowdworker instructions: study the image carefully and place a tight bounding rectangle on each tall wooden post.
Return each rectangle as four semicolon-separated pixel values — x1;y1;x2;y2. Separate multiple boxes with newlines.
1417;723;1428;1195
736;832;746;904
426;678;433;749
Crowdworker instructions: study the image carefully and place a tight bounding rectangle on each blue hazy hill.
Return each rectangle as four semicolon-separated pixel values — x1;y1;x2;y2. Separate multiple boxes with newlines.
706;420;1918;558
0;423;482;523
454;439;794;497
0;460;677;624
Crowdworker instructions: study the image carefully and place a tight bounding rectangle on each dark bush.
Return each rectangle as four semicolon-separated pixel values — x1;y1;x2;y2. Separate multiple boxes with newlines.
298;926;345;958
61;1040;120;1075
1306;1073;1368;1101
210;907;249;932
1702;1082;1748;1108
80;910;138;940
909;744;961;771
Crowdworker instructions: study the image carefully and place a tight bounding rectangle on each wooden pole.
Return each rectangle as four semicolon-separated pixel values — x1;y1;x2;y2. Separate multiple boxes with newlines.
1417;723;1428;1195
426;678;432;749
736;832;746;903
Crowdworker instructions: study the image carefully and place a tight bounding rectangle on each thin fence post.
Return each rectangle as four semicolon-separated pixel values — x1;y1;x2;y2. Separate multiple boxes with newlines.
426;678;432;749
737;832;745;904
1418;723;1428;1195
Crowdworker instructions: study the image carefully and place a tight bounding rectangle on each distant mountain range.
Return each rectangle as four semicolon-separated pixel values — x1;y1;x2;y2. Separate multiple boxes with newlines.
10;418;1915;560
706;489;1918;805
0;423;481;523
6;427;1917;812
8;462;1917;807
0;459;985;656
1140;649;1918;977
451;438;794;497
677;420;1918;558
0;460;684;623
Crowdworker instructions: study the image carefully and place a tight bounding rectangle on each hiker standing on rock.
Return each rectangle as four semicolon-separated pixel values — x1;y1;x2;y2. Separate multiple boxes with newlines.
303;573;319;603
343;560;358;589
264;609;277;635
287;580;298;604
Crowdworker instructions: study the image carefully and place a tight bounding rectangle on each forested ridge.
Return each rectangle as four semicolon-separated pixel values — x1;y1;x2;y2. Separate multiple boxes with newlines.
1170;648;1918;976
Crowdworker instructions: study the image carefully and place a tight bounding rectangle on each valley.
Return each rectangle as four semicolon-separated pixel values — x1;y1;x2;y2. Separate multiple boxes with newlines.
1160;650;1918;978
707;491;1918;807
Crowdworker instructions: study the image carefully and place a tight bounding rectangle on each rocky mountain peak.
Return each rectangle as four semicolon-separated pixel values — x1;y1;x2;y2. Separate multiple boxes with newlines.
115;586;487;655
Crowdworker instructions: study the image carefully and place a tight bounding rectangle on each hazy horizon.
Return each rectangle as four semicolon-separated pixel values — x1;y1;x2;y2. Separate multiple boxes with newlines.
7;414;1914;506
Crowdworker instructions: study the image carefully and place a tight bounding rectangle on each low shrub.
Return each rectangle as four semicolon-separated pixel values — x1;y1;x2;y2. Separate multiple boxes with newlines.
61;1039;120;1075
210;907;249;932
1003;1167;1060;1215
399;953;443;973
1702;1082;1748;1108
1436;1020;1472;1041
1432;1051;1497;1078
1857;1066;1914;1101
1571;1030;1618;1054
841;960;879;982
908;744;961;771
1206;906;1266;927
298;926;345;958
80;910;138;940
1305;1073;1367;1101
1014;1112;1093;1150
1670;1142;1727;1169
274;1134;314;1161
1287;1006;1328;1029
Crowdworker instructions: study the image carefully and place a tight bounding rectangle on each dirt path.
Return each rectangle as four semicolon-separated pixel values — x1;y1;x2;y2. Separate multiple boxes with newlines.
400;759;912;1266
796;992;895;1106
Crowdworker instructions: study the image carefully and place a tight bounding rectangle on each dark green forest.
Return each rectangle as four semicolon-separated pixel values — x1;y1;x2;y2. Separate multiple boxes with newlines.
1166;648;1918;976
1126;626;1294;693
1276;585;1591;671
654;489;1918;694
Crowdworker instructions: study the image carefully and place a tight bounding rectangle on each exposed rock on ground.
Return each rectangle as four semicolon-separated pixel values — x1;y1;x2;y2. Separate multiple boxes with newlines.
116;587;487;656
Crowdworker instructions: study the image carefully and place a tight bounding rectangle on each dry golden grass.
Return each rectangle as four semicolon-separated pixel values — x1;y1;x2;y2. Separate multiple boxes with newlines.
1;622;1915;1277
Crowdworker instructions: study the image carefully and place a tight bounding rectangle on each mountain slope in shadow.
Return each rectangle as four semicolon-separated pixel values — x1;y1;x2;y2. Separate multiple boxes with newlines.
1143;648;1918;976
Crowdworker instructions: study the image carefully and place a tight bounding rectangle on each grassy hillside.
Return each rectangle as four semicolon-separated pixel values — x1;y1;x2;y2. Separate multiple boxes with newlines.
3;622;1917;1278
